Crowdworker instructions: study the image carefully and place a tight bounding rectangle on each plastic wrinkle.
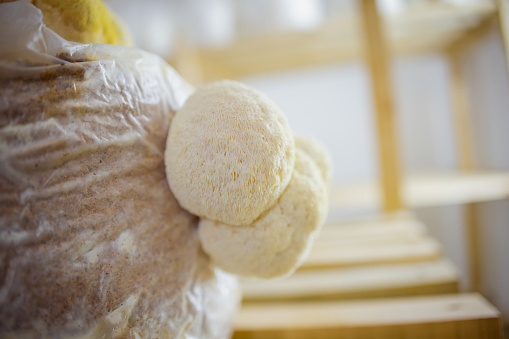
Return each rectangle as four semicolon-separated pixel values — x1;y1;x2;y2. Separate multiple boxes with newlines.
0;2;240;339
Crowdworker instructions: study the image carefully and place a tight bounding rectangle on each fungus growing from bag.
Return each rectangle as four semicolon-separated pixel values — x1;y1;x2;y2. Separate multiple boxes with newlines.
165;80;296;226
198;146;329;279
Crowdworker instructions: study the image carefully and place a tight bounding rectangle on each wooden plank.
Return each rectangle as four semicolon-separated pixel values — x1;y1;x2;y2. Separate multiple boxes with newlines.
303;214;440;269
447;15;497;54
328;171;509;214
304;236;442;269
465;203;482;292
233;293;502;339
388;3;494;57
241;259;458;302
448;51;476;170
192;2;495;79
447;49;482;293
405;171;509;207
360;0;403;212
197;16;359;80
498;0;509;72
317;215;427;248
171;37;203;86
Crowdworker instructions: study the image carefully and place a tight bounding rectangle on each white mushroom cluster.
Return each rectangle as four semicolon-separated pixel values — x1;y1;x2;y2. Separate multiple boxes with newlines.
165;80;295;226
165;80;330;279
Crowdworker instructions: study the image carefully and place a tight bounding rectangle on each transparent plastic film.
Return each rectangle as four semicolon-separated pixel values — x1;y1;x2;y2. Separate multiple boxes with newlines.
0;2;240;338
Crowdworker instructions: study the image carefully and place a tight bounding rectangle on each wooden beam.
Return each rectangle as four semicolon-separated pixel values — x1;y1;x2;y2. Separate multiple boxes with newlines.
447;48;482;292
233;293;502;339
241;260;458;302
360;0;403;212
304;236;442;269
447;14;497;55
302;215;437;269
316;217;426;248
170;37;204;86
328;171;509;214
197;16;359;79
448;51;476;169
498;0;509;71
464;202;482;292
193;3;495;80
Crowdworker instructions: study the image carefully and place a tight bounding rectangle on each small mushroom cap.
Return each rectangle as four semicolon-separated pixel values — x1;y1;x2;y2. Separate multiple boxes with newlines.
295;136;331;186
165;80;295;226
198;146;329;279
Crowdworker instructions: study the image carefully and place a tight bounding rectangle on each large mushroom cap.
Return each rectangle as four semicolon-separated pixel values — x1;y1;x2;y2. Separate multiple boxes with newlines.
165;80;295;226
198;146;329;279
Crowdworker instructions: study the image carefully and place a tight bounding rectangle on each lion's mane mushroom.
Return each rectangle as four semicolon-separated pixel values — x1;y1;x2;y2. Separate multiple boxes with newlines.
198;143;329;279
165;80;295;226
295;135;331;185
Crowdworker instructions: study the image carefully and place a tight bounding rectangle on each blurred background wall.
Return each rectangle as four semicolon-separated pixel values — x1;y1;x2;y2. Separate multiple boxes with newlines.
241;31;509;316
105;0;509;325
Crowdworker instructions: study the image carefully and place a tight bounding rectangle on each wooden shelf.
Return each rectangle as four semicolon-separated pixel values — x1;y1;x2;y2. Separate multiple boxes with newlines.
241;214;456;301
329;171;509;216
234;214;502;337
233;294;502;339
241;259;458;302
303;215;440;268
233;293;502;339
306;235;442;268
235;293;500;330
317;212;426;248
192;2;495;80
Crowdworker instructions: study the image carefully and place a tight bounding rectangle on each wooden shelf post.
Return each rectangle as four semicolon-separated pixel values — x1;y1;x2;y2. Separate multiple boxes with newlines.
360;0;404;212
498;0;509;72
449;51;476;170
448;50;482;292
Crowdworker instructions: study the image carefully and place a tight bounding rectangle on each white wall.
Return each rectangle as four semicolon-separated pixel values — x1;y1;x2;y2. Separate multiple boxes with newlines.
242;32;509;324
243;54;460;180
243;62;378;185
392;55;458;172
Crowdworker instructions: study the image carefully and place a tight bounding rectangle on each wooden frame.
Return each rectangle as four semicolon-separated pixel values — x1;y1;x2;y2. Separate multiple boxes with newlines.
171;1;509;334
233;294;502;339
360;0;404;212
175;1;496;81
498;0;509;70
